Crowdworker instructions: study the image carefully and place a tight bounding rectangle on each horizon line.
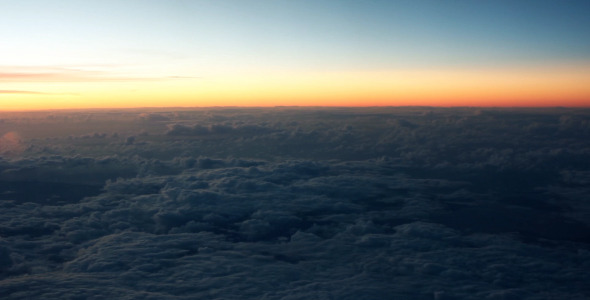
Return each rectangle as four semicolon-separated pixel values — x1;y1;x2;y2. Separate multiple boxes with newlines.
2;105;590;113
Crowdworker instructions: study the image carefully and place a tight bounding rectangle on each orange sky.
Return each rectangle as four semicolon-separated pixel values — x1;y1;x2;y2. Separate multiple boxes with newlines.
2;65;590;110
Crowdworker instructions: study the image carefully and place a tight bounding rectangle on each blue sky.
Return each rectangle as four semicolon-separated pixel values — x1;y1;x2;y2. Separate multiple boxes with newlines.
3;0;589;69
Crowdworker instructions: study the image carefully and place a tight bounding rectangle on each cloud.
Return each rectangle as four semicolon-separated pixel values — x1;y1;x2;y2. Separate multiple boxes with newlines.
0;90;49;95
0;107;589;299
0;68;94;82
0;66;192;83
167;76;201;79
165;123;274;137
138;113;171;122
0;132;25;156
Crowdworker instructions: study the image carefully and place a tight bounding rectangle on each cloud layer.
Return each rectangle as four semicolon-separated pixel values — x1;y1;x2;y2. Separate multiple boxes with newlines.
1;107;589;299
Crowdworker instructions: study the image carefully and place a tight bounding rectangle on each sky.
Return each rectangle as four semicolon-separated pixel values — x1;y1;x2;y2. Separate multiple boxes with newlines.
1;0;590;110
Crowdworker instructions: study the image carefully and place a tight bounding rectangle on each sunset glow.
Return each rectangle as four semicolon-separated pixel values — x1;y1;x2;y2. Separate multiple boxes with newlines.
1;0;590;110
2;2;590;297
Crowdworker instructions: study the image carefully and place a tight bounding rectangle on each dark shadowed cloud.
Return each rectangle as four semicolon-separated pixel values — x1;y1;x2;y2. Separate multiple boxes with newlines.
1;107;589;299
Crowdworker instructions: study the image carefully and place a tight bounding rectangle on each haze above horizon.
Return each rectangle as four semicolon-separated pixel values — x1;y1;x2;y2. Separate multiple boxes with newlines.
2;0;590;110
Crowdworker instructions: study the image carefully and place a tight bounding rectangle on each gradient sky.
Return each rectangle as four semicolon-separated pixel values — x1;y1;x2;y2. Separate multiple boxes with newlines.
1;0;590;110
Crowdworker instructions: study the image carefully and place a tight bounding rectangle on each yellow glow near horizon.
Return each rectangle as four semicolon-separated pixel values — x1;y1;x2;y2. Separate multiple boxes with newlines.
2;65;590;111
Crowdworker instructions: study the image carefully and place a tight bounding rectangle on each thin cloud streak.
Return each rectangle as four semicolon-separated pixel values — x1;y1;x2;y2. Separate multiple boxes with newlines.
167;76;202;79
0;90;49;95
1;66;199;83
0;90;78;96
